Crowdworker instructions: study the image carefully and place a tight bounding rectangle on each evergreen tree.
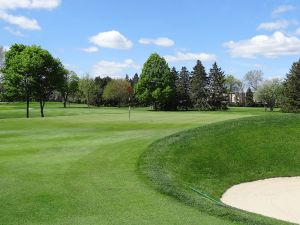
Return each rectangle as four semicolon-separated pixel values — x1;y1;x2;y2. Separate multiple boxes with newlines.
135;53;175;110
131;73;139;87
170;67;179;110
208;62;228;110
283;59;300;112
245;87;254;107
176;66;191;110
190;60;209;110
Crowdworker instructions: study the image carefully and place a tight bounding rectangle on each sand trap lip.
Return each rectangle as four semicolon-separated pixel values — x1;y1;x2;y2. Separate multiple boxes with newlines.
221;177;300;224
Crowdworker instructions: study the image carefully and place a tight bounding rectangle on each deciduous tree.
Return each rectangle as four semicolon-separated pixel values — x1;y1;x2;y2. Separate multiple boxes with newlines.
255;79;283;111
135;53;175;110
244;70;263;91
1;44;30;116
79;75;96;107
61;70;79;108
103;79;131;107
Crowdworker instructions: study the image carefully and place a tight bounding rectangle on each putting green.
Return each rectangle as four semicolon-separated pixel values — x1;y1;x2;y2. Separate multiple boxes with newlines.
140;114;300;225
0;103;264;225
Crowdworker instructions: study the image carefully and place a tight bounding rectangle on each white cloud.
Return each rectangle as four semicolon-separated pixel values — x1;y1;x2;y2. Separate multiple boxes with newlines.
0;0;61;10
296;27;300;35
89;30;133;49
257;20;290;31
0;11;40;30
81;46;99;53
224;31;300;58
272;5;296;16
91;59;140;78
0;0;60;30
164;51;217;62
139;37;175;47
4;26;24;36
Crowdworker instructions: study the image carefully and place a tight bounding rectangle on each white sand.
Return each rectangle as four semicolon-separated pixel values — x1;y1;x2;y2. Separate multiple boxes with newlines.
221;177;300;224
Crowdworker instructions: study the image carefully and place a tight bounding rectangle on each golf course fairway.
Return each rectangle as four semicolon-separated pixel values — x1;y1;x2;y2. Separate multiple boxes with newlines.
0;103;297;225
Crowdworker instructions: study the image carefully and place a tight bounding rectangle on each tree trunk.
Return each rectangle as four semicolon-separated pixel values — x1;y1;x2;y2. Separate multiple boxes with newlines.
63;93;68;108
40;100;45;117
26;93;29;118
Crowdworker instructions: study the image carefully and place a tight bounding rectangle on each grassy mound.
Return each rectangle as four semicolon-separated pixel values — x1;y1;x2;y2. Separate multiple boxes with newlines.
140;114;300;225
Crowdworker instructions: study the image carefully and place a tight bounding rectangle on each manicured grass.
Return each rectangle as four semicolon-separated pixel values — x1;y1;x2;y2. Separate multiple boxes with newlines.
0;103;269;225
140;114;300;225
0;102;95;119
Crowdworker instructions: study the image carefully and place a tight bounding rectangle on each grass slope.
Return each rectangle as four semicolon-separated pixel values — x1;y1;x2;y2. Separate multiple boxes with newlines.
140;114;300;225
0;102;264;225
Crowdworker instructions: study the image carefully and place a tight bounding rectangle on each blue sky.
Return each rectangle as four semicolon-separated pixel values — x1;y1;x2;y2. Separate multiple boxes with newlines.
1;0;300;79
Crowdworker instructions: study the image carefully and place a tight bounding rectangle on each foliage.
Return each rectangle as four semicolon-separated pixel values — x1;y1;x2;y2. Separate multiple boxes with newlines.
282;59;300;113
61;70;80;107
209;62;228;110
1;44;66;117
1;44;28;101
190;60;210;110
225;75;243;93
78;74;96;107
26;46;66;117
0;46;5;68
102;79;131;106
244;70;263;91
135;53;175;110
176;66;191;110
254;79;283;111
245;87;255;107
131;73;139;87
94;76;112;106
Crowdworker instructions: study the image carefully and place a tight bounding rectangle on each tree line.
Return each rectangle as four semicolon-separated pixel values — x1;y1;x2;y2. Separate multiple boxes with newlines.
0;44;140;117
135;53;228;111
1;45;300;117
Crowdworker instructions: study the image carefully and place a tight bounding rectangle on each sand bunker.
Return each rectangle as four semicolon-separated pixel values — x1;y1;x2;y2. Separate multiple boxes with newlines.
221;177;300;224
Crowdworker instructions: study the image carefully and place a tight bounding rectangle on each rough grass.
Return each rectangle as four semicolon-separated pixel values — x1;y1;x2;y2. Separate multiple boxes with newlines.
0;102;270;225
140;114;300;225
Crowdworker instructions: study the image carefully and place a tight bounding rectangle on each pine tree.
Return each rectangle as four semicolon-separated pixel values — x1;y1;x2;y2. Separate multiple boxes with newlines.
283;59;300;112
190;60;209;110
176;66;191;110
170;67;179;110
208;62;228;110
131;73;139;87
245;87;254;107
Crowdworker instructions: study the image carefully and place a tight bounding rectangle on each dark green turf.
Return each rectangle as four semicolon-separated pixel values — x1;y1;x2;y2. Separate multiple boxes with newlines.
140;114;300;225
